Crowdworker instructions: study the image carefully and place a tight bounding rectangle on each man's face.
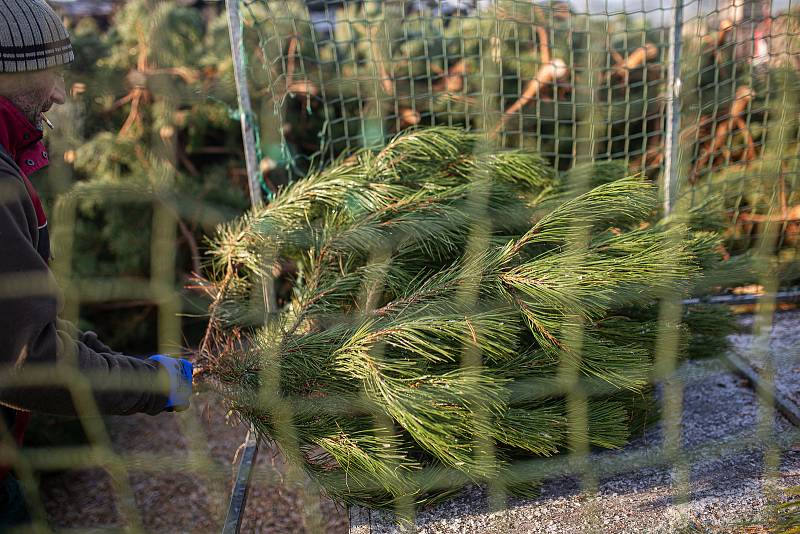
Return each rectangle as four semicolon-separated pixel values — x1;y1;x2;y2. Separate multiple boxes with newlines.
0;67;66;130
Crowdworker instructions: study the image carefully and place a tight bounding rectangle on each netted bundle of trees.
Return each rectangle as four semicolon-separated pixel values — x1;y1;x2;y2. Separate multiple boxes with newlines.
254;0;671;173
247;0;800;256
201;128;735;508
681;12;800;257
681;12;800;181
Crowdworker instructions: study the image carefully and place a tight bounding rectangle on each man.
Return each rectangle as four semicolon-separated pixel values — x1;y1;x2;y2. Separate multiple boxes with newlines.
0;0;193;525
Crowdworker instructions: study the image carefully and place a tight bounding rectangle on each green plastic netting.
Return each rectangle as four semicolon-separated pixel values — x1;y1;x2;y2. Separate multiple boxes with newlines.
240;0;800;250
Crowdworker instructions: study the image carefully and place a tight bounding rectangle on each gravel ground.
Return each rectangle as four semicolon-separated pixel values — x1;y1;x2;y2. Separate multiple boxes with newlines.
352;312;800;533
730;310;800;409
38;394;348;533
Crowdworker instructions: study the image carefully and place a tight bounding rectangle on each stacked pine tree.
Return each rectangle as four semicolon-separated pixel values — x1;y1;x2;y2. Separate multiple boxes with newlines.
252;0;670;170
249;0;800;256
203;127;732;508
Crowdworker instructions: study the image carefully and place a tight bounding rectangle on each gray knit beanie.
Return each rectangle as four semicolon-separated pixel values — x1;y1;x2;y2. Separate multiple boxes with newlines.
0;0;74;73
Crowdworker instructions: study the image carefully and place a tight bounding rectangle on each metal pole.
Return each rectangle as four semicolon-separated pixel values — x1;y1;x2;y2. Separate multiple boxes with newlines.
222;2;268;532
226;0;264;206
222;430;261;534
662;0;684;214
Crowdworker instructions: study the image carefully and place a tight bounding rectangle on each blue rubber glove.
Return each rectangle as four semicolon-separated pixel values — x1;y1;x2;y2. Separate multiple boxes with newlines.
147;355;193;412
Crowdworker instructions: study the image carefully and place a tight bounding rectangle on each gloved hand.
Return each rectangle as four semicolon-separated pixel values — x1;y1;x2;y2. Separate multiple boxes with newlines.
147;355;193;412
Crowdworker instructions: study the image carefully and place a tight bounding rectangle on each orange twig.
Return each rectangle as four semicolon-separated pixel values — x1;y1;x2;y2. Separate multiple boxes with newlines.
108;92;135;112
535;26;551;64
733;116;757;162
692;86;754;180
369;26;394;96
736;204;800;223
119;87;144;137
717;19;734;47
399;107;421;127
287;36;298;81
433;59;467;93
495;59;568;133
611;43;658;80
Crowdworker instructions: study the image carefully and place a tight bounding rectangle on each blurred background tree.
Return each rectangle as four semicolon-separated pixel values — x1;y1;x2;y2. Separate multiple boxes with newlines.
42;0;252;352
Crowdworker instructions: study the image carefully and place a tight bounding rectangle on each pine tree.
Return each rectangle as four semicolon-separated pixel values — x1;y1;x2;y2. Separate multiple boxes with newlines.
202;127;732;508
44;0;251;348
247;0;800;259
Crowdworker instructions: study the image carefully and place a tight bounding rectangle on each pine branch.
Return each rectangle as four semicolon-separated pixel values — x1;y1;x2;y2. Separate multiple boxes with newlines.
205;127;733;508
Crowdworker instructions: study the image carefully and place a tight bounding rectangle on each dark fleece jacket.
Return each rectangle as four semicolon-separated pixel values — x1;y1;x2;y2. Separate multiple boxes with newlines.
0;143;167;417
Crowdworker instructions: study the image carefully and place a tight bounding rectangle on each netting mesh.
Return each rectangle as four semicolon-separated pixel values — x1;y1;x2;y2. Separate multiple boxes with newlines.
243;0;800;250
246;0;667;171
0;0;799;531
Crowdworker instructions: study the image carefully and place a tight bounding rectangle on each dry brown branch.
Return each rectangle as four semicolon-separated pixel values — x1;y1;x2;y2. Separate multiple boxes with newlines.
119;87;145;137
177;217;203;276
733;116;758;162
611;43;658;80
108;92;135;112
535;26;551;64
495;59;569;133
119;28;151;138
710;19;734;64
287;36;298;81
400;107;421;127
286;80;319;96
433;59;467;93
369;26;394;96
691;86;754;180
624;43;659;69
631;146;664;176
704;19;733;47
717;19;733;46
136;27;148;72
735;205;800;223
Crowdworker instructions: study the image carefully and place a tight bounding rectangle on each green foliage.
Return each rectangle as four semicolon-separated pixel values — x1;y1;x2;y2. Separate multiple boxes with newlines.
771;485;800;533
239;0;672;172
241;0;800;259
205;127;732;508
43;0;251;346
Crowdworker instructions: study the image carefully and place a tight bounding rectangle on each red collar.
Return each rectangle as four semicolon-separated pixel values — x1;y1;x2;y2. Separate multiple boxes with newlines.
0;96;50;177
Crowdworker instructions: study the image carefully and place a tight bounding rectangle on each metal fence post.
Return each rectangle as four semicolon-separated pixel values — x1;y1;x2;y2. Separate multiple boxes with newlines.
222;430;261;534
662;0;685;214
226;0;264;207
223;2;265;532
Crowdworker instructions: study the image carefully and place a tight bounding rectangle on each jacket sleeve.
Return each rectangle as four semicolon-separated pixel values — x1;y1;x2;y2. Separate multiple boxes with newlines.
0;171;167;416
56;318;123;357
